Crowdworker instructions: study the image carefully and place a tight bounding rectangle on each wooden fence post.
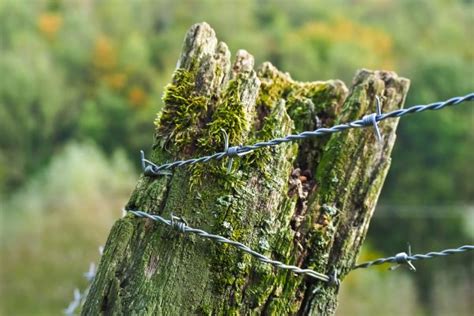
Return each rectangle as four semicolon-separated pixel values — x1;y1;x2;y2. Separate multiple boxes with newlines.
82;22;409;315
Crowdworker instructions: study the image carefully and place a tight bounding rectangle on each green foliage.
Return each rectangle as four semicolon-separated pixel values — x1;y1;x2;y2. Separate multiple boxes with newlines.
1;0;472;201
383;56;474;204
0;142;136;315
0;0;160;195
0;0;472;314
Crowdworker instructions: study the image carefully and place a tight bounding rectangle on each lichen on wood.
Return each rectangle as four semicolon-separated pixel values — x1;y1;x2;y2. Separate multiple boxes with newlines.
82;22;409;315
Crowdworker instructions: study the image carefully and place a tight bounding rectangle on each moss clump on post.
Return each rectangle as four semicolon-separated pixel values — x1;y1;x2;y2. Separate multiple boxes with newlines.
82;23;409;315
156;68;209;152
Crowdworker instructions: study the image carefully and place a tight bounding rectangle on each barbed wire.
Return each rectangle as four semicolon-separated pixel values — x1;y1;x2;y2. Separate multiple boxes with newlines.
80;94;473;300
353;245;474;270
126;209;337;284
141;93;474;176
126;208;474;286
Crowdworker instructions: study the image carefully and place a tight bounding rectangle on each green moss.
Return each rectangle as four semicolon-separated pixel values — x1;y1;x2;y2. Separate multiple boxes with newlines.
315;86;368;202
203;68;346;313
243;101;292;177
137;62;351;314
205;78;249;146
256;64;293;111
203;65;341;313
82;218;135;315
152;68;255;190
238;195;298;312
286;83;329;132
155;68;209;152
188;74;252;189
242;65;296;176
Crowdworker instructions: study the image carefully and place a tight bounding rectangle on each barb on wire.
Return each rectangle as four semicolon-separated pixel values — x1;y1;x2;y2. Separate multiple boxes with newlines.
141;93;474;176
64;289;82;316
221;129;254;173
353;245;474;270
83;263;97;282
64;247;102;315
389;243;416;271
126;209;336;284
362;95;382;142
141;150;172;176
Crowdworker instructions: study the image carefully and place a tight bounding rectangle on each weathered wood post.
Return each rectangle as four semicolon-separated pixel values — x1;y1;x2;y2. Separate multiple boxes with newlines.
82;23;409;315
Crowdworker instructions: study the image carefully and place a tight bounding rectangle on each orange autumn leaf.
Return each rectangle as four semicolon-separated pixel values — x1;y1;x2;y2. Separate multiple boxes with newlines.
104;73;127;90
38;13;62;39
93;36;117;71
128;86;147;107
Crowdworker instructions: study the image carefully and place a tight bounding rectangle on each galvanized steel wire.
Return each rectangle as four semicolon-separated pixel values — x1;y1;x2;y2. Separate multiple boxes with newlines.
128;94;474;285
126;209;474;284
126;209;335;283
142;93;474;176
66;93;474;312
353;245;474;270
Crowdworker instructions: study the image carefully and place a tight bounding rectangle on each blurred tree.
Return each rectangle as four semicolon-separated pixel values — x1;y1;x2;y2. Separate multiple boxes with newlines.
0;0;472;313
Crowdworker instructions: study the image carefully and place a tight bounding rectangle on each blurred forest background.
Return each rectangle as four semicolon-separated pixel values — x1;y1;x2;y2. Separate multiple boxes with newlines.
0;0;472;315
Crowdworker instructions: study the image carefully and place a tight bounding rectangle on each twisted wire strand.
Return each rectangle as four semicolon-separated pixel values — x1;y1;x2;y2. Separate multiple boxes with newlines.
127;209;333;283
143;93;474;175
353;245;474;270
